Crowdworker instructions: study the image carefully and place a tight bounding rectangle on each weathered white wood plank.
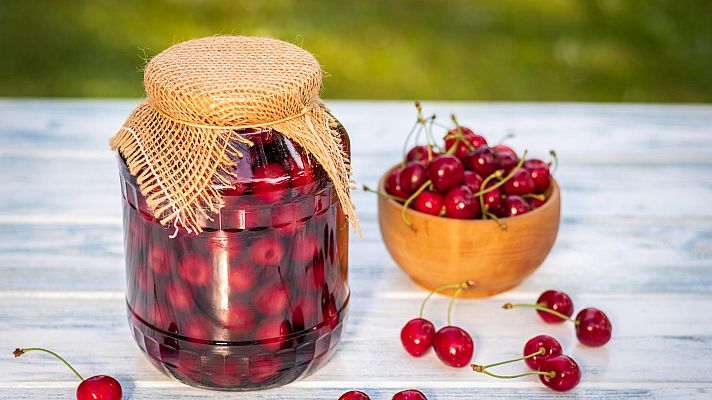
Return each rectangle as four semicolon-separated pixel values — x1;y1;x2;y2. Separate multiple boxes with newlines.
0;219;711;294
1;100;711;162
2;101;711;399
1;297;711;388
2;385;711;400
3;155;712;221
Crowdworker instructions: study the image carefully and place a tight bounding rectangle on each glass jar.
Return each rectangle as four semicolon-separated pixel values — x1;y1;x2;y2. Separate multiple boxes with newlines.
119;127;350;390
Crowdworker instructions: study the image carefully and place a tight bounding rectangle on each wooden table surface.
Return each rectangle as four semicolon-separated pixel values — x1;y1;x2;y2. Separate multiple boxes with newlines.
1;100;711;399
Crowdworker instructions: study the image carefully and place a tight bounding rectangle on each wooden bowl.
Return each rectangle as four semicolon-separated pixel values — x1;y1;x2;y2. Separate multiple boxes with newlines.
377;167;561;298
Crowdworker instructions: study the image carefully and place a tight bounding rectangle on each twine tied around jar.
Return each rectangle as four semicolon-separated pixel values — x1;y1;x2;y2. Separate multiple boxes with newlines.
110;36;357;235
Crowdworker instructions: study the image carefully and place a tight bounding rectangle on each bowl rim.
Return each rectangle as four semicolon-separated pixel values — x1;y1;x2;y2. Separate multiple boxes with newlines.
377;164;560;224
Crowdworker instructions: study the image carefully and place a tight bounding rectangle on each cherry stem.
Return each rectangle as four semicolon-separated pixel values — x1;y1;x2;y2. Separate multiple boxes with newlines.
474;347;545;371
362;185;406;202
475;369;556;380
478;169;504;220
470;150;528;198
423;114;439;155
401;101;425;163
444;114;473;156
419;281;474;319
485;211;508;231
479;191;487;220
549;150;559;175
13;347;84;381
522;193;546;201
497;132;516;145
447;286;464;326
401;179;432;231
502;303;578;324
431;120;451;130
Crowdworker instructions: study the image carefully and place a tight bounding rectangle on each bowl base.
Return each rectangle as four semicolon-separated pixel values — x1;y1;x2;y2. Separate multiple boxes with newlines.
411;276;521;298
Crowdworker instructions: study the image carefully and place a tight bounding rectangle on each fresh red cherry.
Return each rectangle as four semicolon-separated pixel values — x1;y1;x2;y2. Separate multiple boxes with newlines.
503;169;536;196
575;308;613;347
481;181;503;211
406;145;438;163
339;391;371;400
492;144;517;158
412;190;443;216
177;254;212;286
13;348;123;400
385;167;409;199
472;335;562;380
77;375;123;400
523;335;563;370
503;195;531;217
464;146;498;177
524;159;551;192
462;170;483;193
503;290;574;323
495;149;518;173
399;162;428;194
405;281;474;364
433;326;474;368
537;290;574;323
248;236;285;267
472;346;580;392
444;126;487;160
427;155;464;192
443;185;480;219
538;355;581;392
528;196;546;209
400;318;436;357
392;389;428;400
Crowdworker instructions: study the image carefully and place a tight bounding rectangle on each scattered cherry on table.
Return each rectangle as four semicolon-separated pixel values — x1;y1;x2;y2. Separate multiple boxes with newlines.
471;336;581;392
401;317;436;357
502;289;574;323
537;290;575;323
392;389;428;400
13;347;122;400
503;290;613;347
339;390;371;400
575;307;613;347
431;281;475;368
523;335;563;370
537;355;582;392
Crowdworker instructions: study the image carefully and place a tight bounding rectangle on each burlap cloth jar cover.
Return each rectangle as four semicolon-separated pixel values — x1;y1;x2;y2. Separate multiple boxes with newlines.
111;35;357;234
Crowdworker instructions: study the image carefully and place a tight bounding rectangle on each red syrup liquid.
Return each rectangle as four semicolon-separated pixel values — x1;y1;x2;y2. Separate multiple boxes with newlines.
118;129;350;390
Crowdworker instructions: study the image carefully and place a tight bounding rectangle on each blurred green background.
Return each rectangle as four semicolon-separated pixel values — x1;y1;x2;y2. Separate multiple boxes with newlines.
1;0;711;101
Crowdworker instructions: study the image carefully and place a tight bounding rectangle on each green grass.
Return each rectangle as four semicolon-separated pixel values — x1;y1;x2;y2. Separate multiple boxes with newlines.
1;0;711;101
